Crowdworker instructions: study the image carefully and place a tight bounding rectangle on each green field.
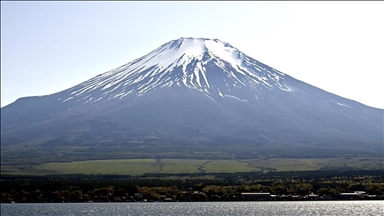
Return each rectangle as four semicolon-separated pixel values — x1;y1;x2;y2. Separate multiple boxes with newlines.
244;157;384;172
3;156;382;176
30;159;256;176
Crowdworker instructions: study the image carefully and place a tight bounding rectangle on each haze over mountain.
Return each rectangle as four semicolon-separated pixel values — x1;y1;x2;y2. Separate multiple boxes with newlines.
1;37;383;162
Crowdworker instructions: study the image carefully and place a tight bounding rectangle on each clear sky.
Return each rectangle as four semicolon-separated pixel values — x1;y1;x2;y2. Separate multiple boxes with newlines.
1;1;383;108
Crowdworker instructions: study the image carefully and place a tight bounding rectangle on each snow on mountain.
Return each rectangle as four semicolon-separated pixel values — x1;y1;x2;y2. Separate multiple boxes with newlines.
63;37;293;105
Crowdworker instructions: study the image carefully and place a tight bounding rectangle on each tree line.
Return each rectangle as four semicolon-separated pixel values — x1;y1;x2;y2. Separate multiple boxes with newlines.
1;170;383;203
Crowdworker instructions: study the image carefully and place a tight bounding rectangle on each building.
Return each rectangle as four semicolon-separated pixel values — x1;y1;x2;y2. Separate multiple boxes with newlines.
339;192;362;199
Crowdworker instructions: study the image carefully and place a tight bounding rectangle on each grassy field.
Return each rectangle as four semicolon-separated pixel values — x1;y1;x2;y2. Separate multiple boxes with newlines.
2;157;382;176
243;157;384;171
29;159;257;176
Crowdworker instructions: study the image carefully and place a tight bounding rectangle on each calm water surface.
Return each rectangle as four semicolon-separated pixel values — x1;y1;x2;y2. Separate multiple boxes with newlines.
1;201;383;216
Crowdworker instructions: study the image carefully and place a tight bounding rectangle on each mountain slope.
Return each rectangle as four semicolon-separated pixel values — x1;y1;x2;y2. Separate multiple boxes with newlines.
1;37;383;163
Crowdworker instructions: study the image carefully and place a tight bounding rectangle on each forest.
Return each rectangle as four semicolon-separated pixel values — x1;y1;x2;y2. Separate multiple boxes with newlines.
1;170;383;203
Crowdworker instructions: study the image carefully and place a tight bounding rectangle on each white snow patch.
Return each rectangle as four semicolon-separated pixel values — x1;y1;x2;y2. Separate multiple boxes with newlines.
91;97;103;103
217;88;224;98
336;102;352;108
224;94;247;102
205;40;243;68
63;97;74;102
329;100;352;108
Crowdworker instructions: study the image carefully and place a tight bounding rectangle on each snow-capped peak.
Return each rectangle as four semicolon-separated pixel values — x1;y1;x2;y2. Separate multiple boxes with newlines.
138;37;244;72
63;37;291;105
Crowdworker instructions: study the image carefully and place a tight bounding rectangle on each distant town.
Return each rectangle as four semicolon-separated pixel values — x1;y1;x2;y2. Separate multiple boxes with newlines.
75;190;384;203
3;190;383;203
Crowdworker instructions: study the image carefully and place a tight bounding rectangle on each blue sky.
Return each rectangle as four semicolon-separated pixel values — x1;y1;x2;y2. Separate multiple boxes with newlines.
1;1;383;108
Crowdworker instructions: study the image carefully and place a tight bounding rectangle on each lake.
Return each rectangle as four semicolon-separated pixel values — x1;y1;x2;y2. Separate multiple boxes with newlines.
1;201;383;216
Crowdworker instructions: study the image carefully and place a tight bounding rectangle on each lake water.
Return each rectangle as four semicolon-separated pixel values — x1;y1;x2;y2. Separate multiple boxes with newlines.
1;201;383;216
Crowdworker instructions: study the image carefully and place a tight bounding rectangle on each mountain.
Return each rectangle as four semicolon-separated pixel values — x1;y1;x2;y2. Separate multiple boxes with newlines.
1;37;383;164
